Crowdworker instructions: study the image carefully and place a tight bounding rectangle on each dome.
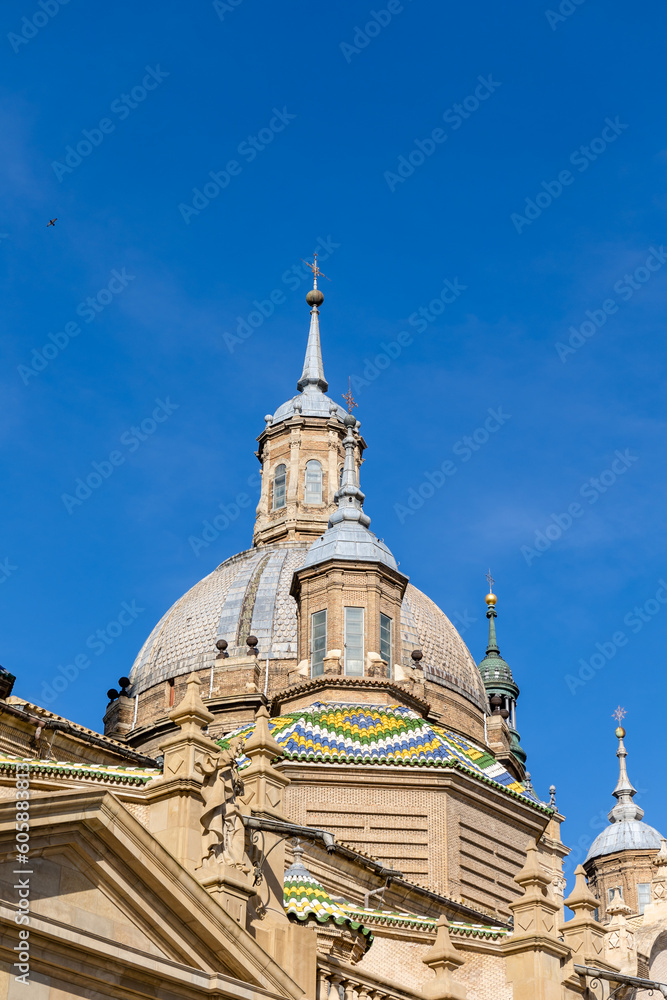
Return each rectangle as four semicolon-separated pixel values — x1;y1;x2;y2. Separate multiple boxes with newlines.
128;542;488;711
272;385;347;424
584;727;665;865
585;820;663;864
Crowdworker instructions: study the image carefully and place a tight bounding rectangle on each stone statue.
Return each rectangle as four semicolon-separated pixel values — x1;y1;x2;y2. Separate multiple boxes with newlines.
195;736;248;871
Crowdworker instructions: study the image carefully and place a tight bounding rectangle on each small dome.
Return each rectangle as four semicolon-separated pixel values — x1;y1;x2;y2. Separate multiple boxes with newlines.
478;652;516;688
585;820;663;863
273;386;347;424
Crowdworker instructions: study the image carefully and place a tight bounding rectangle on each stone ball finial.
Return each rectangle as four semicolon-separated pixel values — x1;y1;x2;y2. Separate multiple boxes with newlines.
490;694;502;714
264;413;273;426
246;635;259;654
216;638;229;658
106;688;119;702
411;649;423;663
343;412;356;428
118;676;130;694
306;288;324;308
500;707;510;720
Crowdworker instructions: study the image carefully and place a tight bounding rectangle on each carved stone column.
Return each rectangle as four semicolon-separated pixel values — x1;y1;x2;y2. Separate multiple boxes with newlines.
342;978;356;1000
318;969;331;1000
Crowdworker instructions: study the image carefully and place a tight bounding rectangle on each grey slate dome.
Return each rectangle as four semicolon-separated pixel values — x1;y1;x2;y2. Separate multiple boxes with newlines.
272;386;347;424
127;541;488;711
585;726;664;864
585;820;663;863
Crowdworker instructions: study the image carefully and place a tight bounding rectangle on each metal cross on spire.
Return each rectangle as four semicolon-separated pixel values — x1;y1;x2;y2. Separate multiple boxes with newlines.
301;251;330;290
485;569;495;593
342;376;358;414
613;706;627;725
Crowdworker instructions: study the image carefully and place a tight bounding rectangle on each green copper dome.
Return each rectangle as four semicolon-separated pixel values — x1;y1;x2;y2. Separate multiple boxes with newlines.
478;600;519;699
478;593;526;767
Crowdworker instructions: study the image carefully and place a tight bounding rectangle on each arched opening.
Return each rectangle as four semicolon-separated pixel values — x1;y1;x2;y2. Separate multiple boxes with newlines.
304;460;323;504
650;932;667;983
273;464;287;509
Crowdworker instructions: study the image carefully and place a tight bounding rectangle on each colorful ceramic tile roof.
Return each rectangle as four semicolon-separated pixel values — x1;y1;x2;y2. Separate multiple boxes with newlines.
218;703;548;811
0;753;159;786
283;854;373;950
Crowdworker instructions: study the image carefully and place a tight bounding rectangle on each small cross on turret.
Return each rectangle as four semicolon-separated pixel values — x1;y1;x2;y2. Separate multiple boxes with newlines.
301;251;330;290
342;376;358;415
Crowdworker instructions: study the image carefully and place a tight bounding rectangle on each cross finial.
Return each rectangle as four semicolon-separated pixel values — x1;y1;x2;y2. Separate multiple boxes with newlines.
342;377;358;415
301;251;330;291
613;706;627;725
485;569;495;592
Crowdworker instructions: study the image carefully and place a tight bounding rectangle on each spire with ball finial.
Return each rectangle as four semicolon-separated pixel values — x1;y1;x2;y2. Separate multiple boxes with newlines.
478;574;526;766
297;252;329;393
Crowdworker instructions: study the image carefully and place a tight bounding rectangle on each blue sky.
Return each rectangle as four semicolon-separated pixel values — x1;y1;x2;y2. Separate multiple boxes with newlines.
2;0;667;886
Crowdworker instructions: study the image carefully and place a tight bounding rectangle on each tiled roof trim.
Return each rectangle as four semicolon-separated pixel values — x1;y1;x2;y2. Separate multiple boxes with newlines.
284;867;373;950
450;921;509;940
342;907;508;939
0;755;159;786
218;703;550;814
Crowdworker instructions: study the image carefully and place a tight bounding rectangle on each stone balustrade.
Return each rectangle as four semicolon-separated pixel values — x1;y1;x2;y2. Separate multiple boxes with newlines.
317;962;421;1000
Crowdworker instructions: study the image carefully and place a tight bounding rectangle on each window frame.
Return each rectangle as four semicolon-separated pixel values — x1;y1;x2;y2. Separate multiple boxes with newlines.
311;609;327;677
304;459;323;504
273;463;287;510
637;882;651;914
344;606;365;676
380;613;392;671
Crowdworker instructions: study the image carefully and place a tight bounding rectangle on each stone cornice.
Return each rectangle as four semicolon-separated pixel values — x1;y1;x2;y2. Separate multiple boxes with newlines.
271;675;431;715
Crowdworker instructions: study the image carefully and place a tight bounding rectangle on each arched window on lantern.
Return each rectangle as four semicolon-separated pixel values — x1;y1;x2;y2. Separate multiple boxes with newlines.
304;460;323;504
273;464;287;509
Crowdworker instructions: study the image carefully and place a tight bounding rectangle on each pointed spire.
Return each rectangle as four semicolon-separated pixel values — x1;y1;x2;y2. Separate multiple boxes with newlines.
478;580;525;765
297;254;328;393
301;406;398;571
608;719;644;824
484;591;500;656
328;413;371;528
478;583;517;692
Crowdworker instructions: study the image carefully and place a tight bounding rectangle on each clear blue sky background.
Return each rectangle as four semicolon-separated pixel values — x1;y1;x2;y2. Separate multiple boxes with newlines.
2;0;666;886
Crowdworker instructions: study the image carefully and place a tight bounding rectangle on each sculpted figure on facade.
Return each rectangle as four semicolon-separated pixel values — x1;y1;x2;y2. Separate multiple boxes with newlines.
195;736;248;870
